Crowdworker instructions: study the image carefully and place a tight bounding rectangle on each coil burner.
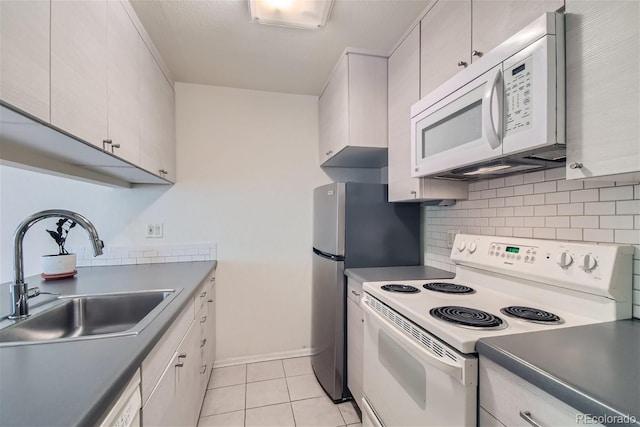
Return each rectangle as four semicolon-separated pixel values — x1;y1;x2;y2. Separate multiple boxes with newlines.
430;306;507;330
423;283;475;294
500;306;563;324
380;284;420;294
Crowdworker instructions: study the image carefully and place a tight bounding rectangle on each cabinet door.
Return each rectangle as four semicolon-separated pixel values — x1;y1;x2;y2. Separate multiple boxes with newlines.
139;41;175;181
347;54;387;151
318;55;349;163
388;26;421;202
420;0;471;98
107;0;140;165
51;0;108;148
177;321;201;426
471;0;564;62
142;351;178;427
565;0;640;180
346;298;364;407
0;0;50;122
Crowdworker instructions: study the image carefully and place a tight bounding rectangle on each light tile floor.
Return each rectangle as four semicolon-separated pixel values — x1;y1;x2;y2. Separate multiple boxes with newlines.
198;357;362;427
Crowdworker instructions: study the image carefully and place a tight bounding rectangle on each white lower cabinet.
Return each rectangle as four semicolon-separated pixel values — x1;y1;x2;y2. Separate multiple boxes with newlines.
346;278;364;408
479;356;603;427
141;276;216;426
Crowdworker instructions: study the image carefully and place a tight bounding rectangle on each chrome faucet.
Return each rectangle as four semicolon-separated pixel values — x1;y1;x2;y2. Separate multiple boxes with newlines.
10;210;104;320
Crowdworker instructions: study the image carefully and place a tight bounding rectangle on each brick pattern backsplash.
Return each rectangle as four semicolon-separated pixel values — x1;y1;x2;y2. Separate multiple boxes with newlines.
70;243;217;267
422;168;640;319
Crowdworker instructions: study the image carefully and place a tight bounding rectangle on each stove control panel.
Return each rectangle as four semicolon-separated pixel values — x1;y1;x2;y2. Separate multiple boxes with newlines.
450;234;634;300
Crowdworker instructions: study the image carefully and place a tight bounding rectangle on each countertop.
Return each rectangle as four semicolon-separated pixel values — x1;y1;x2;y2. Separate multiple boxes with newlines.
477;319;640;427
0;261;216;427
344;265;455;283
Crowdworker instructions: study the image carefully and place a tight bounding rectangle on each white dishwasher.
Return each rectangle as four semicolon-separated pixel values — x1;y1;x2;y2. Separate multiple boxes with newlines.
99;369;142;427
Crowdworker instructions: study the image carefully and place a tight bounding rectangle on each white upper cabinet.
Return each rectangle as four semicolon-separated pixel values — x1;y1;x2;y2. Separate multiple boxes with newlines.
107;0;141;165
565;0;640;181
51;0;108;148
420;0;471;98
1;0;175;184
0;0;50;122
139;42;176;182
420;0;563;98
319;51;388;167
472;0;564;61
389;21;468;202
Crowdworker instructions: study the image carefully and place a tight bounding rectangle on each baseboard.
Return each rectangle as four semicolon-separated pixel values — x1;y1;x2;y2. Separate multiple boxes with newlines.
213;348;313;368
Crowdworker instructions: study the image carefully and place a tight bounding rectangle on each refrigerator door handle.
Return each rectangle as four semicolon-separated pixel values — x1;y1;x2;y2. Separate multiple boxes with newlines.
313;247;345;262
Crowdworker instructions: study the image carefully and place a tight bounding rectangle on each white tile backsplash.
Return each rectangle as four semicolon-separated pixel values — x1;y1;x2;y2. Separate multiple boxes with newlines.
423;168;640;319
73;243;217;267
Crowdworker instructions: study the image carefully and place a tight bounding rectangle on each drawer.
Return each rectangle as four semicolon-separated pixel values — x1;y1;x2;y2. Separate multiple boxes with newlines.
479;356;603;427
347;278;363;305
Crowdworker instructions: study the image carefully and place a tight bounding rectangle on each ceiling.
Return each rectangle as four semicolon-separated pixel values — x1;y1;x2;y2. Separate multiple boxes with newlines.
129;0;430;96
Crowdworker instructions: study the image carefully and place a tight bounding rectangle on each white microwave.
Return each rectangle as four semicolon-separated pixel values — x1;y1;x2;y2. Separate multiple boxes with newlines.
411;13;565;180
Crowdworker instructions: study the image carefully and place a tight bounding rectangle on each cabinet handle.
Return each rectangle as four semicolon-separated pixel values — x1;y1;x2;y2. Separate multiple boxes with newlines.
351;290;361;297
208;299;214;303
178;353;187;359
569;162;583;169
159;169;168;176
472;49;483;57
325;150;333;156
201;339;207;348
410;191;417;198
201;365;207;374
519;411;544;427
175;361;184;368
110;143;120;153
200;316;207;323
102;139;112;150
200;291;207;298
209;277;215;282
457;60;468;67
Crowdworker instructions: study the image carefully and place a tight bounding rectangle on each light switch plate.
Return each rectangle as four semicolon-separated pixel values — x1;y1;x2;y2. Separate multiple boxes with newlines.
145;223;163;238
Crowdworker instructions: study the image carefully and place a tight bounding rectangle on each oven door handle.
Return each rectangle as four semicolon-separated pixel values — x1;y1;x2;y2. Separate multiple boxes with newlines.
482;66;503;150
363;302;464;383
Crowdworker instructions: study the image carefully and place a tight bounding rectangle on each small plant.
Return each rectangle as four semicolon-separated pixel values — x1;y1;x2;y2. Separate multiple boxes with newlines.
46;218;76;255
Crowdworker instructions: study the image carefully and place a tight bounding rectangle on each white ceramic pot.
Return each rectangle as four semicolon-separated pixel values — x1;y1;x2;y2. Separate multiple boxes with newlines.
42;253;76;275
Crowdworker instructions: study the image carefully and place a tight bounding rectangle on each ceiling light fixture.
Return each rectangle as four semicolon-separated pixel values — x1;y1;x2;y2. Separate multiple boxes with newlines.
249;0;334;30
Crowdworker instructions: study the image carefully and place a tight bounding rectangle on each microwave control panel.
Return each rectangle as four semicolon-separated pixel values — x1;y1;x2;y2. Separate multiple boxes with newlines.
504;55;533;135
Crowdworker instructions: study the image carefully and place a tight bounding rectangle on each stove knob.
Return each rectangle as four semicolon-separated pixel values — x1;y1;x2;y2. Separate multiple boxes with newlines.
579;254;597;272
457;241;466;252
467;242;477;253
556;251;573;268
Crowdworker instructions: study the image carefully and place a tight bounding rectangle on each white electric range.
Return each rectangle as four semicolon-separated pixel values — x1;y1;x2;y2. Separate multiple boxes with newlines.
360;234;634;427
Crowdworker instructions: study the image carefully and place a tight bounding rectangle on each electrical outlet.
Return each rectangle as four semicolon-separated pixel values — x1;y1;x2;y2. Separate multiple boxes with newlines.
447;230;460;248
145;223;163;238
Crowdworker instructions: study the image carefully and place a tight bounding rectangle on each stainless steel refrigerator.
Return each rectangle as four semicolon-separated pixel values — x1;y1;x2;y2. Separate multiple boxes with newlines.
311;182;421;402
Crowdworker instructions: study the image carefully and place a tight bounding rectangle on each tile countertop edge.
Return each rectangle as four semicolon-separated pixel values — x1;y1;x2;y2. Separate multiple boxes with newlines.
477;325;640;427
0;260;216;427
344;265;455;283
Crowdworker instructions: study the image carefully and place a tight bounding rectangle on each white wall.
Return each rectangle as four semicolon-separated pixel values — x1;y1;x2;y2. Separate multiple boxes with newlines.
422;168;640;319
0;83;328;361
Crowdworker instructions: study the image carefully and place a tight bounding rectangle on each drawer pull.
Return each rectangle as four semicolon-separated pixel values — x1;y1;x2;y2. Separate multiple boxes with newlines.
520;411;543;427
201;316;207;323
178;353;187;359
207;299;213;303
351;290;361;297
175;361;184;368
201;364;207;374
200;291;207;298
201;338;207;347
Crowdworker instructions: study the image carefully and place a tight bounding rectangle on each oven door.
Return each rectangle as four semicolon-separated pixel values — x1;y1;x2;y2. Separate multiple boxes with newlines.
411;64;503;178
362;299;477;427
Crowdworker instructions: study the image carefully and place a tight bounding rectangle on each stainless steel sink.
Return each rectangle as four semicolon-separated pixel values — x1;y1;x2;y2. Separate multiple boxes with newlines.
0;289;180;346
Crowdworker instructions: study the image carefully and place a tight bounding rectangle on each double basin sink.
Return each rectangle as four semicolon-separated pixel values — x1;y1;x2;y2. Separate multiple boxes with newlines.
0;289;181;346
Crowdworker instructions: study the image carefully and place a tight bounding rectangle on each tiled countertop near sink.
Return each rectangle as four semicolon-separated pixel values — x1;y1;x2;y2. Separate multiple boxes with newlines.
0;261;216;427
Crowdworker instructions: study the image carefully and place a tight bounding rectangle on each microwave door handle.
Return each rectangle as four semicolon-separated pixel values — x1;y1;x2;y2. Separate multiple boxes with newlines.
482;67;503;149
